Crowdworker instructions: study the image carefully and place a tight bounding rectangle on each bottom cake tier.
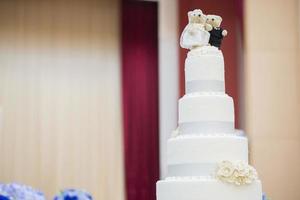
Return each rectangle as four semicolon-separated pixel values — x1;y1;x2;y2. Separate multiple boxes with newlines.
157;178;262;200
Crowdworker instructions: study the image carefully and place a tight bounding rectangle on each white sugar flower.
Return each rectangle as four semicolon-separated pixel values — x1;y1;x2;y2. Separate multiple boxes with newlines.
216;160;258;186
216;161;235;179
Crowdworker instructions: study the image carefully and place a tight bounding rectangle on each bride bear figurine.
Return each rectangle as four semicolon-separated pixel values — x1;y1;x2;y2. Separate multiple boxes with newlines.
180;9;212;50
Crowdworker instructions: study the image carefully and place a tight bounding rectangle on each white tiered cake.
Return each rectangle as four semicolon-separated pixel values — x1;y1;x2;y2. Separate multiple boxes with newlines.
156;9;262;200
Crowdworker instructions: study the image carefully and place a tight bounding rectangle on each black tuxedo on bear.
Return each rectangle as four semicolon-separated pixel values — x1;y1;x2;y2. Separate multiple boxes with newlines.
208;27;224;48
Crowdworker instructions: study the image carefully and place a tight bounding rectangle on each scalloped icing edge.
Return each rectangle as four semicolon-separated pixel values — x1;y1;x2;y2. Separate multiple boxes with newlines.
183;91;228;97
187;45;223;57
170;133;246;140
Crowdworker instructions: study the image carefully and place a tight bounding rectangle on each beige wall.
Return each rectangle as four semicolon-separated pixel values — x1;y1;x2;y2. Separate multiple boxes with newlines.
0;0;124;199
244;0;300;199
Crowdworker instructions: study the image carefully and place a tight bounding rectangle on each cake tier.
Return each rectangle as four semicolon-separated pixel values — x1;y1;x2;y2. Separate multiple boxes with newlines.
157;178;262;200
185;46;224;93
167;135;248;177
179;93;234;134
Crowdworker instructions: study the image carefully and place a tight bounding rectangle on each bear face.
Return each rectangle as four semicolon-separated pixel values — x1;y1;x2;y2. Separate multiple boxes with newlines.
206;15;222;28
188;9;207;25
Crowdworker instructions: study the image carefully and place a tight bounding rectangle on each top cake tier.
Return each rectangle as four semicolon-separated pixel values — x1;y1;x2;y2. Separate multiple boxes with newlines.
185;46;224;93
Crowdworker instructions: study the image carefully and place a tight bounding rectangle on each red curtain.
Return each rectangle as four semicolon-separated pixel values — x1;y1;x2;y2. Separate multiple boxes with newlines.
121;1;159;200
179;0;243;127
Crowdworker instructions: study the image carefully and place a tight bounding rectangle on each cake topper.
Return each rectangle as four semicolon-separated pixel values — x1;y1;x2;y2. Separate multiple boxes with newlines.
180;9;211;50
206;15;228;48
180;10;228;49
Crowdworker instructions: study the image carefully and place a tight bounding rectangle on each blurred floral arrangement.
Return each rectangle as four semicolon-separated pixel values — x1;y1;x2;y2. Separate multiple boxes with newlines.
262;193;270;200
0;192;10;200
0;183;45;200
0;183;93;200
54;189;92;200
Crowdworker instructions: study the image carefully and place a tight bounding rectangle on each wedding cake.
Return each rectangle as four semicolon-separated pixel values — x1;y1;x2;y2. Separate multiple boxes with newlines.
156;9;262;200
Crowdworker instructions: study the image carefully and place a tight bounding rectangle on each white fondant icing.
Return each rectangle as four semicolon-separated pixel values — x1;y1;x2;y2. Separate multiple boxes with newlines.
178;93;234;124
184;91;225;96
157;179;262;200
175;131;245;138
185;46;224;93
185;51;224;82
167;135;248;167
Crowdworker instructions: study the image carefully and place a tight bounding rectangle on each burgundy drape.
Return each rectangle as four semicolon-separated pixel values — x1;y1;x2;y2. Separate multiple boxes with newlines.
179;0;243;127
121;2;159;200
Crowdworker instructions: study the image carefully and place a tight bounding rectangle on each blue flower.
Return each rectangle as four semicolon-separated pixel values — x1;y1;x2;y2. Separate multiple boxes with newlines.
0;194;10;200
0;183;11;200
54;189;92;200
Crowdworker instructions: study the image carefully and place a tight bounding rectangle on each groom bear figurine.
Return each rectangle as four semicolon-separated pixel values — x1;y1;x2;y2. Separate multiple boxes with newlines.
206;15;228;48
